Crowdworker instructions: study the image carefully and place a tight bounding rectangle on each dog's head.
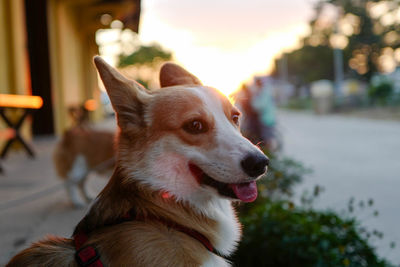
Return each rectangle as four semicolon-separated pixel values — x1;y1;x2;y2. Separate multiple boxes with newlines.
94;56;268;208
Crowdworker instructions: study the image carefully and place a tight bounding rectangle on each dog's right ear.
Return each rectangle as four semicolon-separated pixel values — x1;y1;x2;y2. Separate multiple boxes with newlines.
159;62;202;87
94;56;151;132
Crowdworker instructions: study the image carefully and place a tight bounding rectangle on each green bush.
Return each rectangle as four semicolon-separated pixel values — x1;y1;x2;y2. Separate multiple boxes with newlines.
283;98;313;111
233;199;391;267
232;150;392;267
368;79;393;105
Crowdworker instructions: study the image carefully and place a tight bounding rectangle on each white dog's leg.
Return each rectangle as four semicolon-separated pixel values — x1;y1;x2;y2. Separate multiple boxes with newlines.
65;181;85;208
79;178;93;203
66;155;89;208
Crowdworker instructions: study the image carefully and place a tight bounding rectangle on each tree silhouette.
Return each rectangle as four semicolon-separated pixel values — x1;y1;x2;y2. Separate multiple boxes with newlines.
118;44;172;67
274;0;400;85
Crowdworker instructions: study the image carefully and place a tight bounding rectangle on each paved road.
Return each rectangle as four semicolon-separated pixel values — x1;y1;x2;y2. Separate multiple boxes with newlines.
278;110;400;265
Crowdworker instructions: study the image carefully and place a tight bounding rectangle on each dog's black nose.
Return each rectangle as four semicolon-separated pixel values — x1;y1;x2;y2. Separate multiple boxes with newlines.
241;153;269;177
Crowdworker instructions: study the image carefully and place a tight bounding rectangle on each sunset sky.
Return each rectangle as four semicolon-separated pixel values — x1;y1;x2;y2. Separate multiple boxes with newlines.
99;0;317;95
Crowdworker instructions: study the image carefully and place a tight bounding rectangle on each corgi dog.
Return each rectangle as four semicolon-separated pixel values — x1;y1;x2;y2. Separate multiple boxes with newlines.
7;57;269;267
54;126;115;208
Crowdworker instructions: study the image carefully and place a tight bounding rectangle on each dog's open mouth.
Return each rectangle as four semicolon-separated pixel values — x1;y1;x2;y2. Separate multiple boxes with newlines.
189;163;258;202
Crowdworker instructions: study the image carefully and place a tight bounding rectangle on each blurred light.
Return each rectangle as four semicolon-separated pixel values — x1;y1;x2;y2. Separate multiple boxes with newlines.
357;65;368;75
100;14;112;26
384;31;398;46
394;48;400;63
111;20;123;29
380;13;395;27
330;34;348;49
382;47;394;55
379;54;396;73
84;99;98;111
339;22;354;36
396;8;400;23
0;94;43;109
96;29;121;45
138;4;310;96
308;35;323;47
0;128;15;140
355;53;367;64
368;2;389;19
342;13;360;35
349;58;358;69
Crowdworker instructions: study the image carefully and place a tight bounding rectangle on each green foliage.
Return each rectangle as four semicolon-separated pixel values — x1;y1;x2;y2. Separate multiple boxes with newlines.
282;97;313;110
233;199;392;267
259;152;311;199
368;80;394;105
237;151;310;215
284;45;337;86
118;44;172;67
232;147;393;267
117;42;173;89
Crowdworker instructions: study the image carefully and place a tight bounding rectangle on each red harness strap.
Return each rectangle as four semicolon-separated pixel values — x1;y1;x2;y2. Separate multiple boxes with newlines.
73;210;223;266
74;232;104;267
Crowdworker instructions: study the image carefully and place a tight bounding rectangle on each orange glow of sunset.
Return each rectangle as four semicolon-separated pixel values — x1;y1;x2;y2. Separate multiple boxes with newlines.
171;28;309;96
139;12;309;96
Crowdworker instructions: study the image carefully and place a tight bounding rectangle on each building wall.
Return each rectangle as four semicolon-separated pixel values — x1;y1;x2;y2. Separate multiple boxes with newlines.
9;0;29;95
1;0;132;137
48;0;103;134
0;0;30;95
48;0;83;134
0;0;12;94
47;0;67;136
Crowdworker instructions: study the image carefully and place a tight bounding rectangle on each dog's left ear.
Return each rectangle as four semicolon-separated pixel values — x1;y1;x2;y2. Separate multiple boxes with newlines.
159;62;202;87
94;56;151;132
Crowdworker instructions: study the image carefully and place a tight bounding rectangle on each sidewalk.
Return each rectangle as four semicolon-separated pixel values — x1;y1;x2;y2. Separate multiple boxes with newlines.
0;120;115;265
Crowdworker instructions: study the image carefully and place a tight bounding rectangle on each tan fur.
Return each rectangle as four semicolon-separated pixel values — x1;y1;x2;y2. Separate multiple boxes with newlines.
54;127;115;179
7;58;265;267
7;236;77;267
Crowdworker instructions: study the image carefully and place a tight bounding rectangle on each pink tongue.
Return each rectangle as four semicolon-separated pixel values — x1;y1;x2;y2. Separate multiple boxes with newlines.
230;181;258;202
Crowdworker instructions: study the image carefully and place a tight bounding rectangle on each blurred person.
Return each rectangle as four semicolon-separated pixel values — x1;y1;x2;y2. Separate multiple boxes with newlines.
235;84;262;144
251;77;278;151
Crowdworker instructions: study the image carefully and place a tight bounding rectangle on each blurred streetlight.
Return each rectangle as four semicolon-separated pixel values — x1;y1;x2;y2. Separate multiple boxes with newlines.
330;5;347;99
330;33;348;98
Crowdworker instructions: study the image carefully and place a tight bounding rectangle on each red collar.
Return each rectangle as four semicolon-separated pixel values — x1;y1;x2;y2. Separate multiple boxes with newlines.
73;209;224;266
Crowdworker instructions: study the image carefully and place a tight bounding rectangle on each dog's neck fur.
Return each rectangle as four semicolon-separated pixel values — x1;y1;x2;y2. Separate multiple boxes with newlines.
74;164;241;257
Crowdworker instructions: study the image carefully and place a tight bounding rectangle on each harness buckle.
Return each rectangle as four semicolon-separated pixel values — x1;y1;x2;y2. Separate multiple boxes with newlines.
75;245;103;267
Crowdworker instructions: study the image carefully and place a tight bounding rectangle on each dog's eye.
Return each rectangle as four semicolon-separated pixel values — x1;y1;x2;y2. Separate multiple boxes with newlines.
232;114;240;126
183;120;208;134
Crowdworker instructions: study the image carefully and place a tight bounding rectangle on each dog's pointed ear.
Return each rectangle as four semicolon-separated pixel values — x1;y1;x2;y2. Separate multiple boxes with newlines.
94;56;151;132
159;63;202;87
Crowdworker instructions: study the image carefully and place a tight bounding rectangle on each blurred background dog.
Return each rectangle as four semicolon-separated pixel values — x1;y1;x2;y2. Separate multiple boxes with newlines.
53;105;115;208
